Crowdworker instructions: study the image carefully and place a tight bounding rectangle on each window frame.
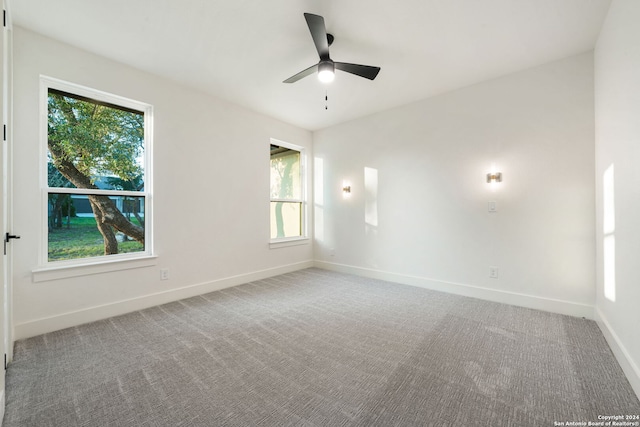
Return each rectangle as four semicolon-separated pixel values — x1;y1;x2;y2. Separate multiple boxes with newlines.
269;138;308;246
39;76;154;268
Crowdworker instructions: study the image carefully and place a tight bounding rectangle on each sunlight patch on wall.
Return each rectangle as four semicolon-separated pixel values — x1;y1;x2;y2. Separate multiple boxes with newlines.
603;235;616;302
603;164;615;235
314;157;324;242
365;167;378;228
603;164;615;302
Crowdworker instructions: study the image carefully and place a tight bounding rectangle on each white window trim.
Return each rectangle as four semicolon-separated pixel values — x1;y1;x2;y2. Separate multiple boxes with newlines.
32;255;158;283
269;237;310;250
269;138;307;245
38;76;154;272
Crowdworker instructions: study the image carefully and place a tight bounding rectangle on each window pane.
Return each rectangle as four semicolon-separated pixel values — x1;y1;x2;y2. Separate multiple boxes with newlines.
270;202;301;239
48;193;145;262
270;146;300;200
47;89;145;191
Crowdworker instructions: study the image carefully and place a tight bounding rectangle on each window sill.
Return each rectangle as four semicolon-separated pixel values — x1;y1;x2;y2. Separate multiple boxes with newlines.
269;237;310;249
32;255;158;283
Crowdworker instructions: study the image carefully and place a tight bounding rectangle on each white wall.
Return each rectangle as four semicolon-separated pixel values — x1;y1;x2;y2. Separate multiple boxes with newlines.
314;53;595;317
11;28;313;339
594;0;640;398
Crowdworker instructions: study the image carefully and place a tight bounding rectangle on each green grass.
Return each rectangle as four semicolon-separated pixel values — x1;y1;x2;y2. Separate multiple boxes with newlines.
48;216;144;262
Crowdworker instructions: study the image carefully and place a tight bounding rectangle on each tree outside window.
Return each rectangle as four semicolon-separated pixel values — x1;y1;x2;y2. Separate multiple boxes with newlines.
45;82;152;263
270;142;304;239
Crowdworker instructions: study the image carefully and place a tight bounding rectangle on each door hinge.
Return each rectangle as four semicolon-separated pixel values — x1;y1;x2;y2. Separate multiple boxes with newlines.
3;124;6;141
3;10;6;28
4;353;6;370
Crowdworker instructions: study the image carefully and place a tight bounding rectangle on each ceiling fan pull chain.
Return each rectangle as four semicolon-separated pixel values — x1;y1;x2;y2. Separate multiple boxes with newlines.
325;90;328;110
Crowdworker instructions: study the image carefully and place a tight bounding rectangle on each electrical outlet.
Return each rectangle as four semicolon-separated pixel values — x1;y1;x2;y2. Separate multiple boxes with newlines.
489;266;499;279
160;269;169;280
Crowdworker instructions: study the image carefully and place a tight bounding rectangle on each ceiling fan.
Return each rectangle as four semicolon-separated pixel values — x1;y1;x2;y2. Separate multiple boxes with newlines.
283;13;381;84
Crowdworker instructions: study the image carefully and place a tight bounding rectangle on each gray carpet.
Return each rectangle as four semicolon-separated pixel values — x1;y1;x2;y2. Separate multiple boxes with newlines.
3;268;639;426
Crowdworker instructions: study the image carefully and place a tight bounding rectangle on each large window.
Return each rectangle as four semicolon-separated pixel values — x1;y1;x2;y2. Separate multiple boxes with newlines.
270;140;305;241
43;78;152;264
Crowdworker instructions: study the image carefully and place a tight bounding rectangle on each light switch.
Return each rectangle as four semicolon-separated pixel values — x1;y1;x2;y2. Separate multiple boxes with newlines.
488;201;497;213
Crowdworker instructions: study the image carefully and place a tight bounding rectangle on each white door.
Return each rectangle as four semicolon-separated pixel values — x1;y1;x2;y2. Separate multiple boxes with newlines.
0;0;12;418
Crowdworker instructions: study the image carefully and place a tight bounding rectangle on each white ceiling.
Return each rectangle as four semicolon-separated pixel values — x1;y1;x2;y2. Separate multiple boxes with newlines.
10;0;611;131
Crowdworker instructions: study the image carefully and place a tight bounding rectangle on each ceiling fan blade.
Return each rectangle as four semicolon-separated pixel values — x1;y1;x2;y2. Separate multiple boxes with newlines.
335;62;381;80
304;13;330;60
283;63;318;83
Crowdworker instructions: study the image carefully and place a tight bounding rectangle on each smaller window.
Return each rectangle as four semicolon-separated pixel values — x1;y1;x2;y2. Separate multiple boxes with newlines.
270;140;305;240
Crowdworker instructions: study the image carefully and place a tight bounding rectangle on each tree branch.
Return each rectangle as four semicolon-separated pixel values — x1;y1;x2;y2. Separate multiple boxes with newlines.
49;138;145;244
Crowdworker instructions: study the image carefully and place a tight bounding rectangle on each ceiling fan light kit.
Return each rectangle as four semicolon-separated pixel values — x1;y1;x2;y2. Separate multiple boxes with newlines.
317;61;335;83
284;13;381;84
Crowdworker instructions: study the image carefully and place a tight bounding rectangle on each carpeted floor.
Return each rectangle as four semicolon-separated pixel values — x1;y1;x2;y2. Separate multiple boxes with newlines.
3;268;639;426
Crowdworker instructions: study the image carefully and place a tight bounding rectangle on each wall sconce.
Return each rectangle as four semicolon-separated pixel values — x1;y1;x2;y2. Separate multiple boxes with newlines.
486;172;502;183
342;181;352;199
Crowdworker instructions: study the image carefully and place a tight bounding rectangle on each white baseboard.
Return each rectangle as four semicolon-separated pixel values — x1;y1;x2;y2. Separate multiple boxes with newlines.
595;307;640;401
0;389;4;427
314;261;594;319
13;260;314;340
